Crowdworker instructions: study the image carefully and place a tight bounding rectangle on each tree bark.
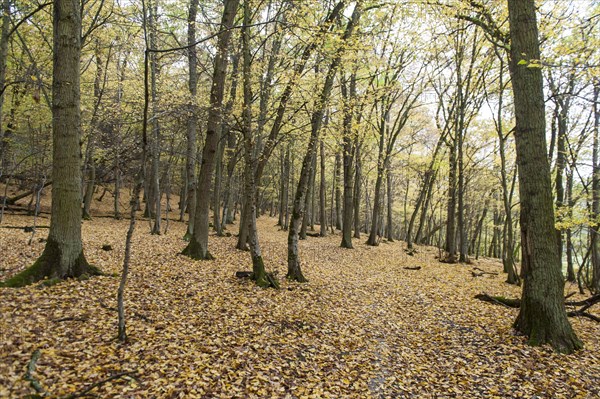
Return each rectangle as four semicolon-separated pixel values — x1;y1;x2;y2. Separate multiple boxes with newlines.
353;140;361;239
319;139;327;237
340;74;356;248
182;0;239;260
288;3;361;282
0;0;9;172
591;82;600;293
508;0;581;353
183;0;199;238
386;171;394;242
3;0;99;287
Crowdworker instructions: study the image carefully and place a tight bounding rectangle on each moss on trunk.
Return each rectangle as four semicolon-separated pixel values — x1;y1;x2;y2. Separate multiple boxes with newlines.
1;238;100;287
286;267;308;283
181;237;214;260
514;303;583;353
250;255;279;288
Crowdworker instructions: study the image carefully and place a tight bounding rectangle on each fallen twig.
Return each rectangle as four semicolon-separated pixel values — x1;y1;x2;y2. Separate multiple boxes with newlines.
53;316;89;323
61;371;138;399
24;349;44;395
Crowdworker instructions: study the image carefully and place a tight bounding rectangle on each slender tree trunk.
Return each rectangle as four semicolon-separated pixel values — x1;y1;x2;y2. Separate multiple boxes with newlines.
182;0;239;260
444;136;458;262
0;0;9;172
240;1;273;287
319;139;327;237
183;0;199;238
386;171;394;242
340;76;356;248
591;82;600;293
300;151;315;240
353;140;361;239
334;151;342;230
554;105;567;272
151;2;162;235
83;43;106;220
508;0;581;353
288;3;361;281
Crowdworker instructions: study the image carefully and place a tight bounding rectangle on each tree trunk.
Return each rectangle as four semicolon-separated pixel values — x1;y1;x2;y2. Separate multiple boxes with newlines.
0;0;9;172
3;0;99;287
288;3;361;281
444;135;458;262
334;151;342;231
386;171;394;242
183;0;199;238
508;0;581;353
182;0;239;260
319;139;327;237
353;140;361;239
147;0;161;235
591;82;600;293
82;43;106;221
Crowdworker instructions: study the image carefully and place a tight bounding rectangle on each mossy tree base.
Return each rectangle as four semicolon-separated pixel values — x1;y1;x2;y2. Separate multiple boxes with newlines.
514;310;583;354
1;239;100;288
251;255;279;288
181;238;214;260
286;269;308;283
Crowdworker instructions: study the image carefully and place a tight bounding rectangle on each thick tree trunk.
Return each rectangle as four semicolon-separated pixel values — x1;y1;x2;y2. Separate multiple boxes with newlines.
3;0;99;287
182;0;239;260
508;0;581;353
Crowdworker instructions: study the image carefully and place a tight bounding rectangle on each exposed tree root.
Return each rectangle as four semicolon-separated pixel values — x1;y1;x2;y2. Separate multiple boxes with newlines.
475;293;600;322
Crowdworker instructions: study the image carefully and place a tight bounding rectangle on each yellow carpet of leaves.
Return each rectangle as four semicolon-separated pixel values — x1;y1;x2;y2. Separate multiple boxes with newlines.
1;214;599;398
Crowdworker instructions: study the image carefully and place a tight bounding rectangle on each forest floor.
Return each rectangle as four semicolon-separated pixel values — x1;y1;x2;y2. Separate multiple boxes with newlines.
1;208;600;398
